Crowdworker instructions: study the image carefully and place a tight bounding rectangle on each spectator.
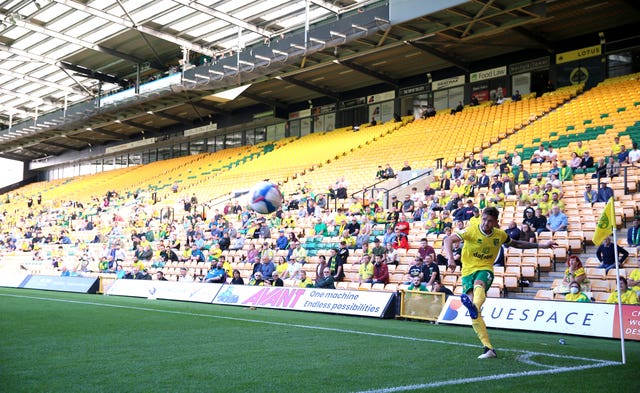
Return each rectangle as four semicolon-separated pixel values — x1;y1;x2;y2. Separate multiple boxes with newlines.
282;257;302;281
606;156;620;178
382;164;395;179
519;223;537;243
579;151;594;173
315;268;336;289
401;194;415;214
421;254;440;287
258;255;276;281
617;145;630;164
450;101;463;115
385;242;399;266
358;254;375;283
156;271;168;281
530;145;547;164
275;256;288;277
404;256;423;283
629;142;640;165
269;271;283;287
477;169;490;188
505;221;521;240
401;161;412;171
204;261;227;283
177;267;193;282
627;259;640;297
565;281;590;302
606;277;639;304
230;269;244;285
592;157;607;179
555;255;588;294
514;164;530;185
249;271;265;286
275;229;289;250
313;217;328;236
546;206;568;233
407;276;429;291
371;254;389;284
297;270;315;288
470;95;479;106
531;208;548;234
432;280;454;299
568;152;582;172
558;160;573;182
583;184;598;204
511;90;521;101
596;181;614;203
329;246;346;281
596;237;629;272
626;218;640;248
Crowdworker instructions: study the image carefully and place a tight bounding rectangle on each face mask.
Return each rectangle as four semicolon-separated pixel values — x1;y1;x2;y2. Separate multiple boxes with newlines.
570;287;579;294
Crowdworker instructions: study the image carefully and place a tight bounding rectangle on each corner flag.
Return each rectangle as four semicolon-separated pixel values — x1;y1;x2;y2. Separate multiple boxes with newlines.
593;197;615;246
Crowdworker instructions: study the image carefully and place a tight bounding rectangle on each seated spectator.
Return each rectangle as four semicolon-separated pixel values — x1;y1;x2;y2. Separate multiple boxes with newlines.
546;206;568;233
606;277;639;304
583;184;598;204
268;271;283;287
554;255;588;294
531;208;548;234
626;218;640;248
421;254;440;287
627;259;640;297
315;267;336;289
629;142;640;165
450;101;463;115
249;271;266;286
230;269;244;285
514;164;530;185
530;145;547;164
596;181;614;203
382;164;395;179
596;237;628;272
177;267;193;282
204;261;227;283
432;280;454;299
511;90;521;101
546;146;558;162
568;152;582;172
519;223;537;243
358;255;375;283
505;221;521;240
606;156;620;178
385;242;399;266
372;254;389;284
407;276;429;291
297;270;315;288
565;281;590;302
618;145;630;164
558;160;573;182
470;95;479;106
400;161;412;171
579;151;594;173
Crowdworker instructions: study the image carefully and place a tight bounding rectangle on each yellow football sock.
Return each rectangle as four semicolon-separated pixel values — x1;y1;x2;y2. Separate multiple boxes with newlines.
471;285;492;349
473;284;487;309
471;312;493;349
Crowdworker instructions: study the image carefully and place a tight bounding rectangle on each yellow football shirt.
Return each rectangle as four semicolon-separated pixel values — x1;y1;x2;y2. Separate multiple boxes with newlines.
456;224;510;277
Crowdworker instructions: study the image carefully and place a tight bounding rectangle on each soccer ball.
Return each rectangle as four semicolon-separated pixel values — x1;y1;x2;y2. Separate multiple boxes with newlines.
249;181;282;214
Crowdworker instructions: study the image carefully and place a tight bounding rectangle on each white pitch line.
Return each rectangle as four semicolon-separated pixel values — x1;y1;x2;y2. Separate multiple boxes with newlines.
0;292;620;369
353;361;619;393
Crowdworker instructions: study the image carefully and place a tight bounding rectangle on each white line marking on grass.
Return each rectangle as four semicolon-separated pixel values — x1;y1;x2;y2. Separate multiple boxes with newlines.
352;361;619;393
1;292;620;373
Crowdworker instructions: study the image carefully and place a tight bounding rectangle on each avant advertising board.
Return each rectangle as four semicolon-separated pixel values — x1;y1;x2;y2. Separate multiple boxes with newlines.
0;272;30;288
213;285;394;318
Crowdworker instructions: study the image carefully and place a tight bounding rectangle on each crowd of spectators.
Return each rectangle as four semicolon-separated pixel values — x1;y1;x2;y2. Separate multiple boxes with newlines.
1;132;639;303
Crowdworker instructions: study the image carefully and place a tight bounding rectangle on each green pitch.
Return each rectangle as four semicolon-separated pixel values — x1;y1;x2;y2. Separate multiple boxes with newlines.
0;288;637;393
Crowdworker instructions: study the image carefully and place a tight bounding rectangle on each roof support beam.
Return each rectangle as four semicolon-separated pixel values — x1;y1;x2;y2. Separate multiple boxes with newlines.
334;60;398;88
461;0;496;38
90;128;130;140
0;68;88;96
405;41;469;72
310;0;341;14
172;0;268;39
276;76;340;100
6;15;164;69
241;92;288;109
45;140;78;150
121;120;160;133
24;146;55;155
152;111;190;123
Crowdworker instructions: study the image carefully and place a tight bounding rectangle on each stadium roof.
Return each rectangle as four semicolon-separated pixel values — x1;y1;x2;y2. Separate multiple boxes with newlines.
0;0;639;161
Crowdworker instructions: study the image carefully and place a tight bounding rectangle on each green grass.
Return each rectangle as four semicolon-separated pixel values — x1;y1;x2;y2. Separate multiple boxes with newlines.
0;287;638;393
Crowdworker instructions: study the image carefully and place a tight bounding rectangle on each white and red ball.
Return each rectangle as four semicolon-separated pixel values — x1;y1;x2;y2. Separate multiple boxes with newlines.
249;181;282;214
